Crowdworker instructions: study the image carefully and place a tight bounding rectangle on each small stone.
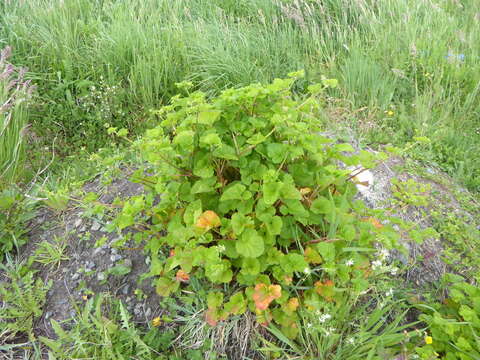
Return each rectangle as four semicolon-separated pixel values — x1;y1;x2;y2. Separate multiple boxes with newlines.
93;247;105;256
79;226;86;232
110;254;122;262
91;221;101;231
123;259;132;268
71;273;80;281
74;219;82;228
145;307;152;318
58;298;68;305
97;272;106;281
122;284;130;295
111;248;118;255
45;311;53;319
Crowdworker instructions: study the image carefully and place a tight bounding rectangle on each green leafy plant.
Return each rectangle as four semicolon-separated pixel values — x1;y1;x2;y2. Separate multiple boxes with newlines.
261;294;413;360
110;73;406;336
0;186;36;259
40;294;202;360
32;235;70;270
413;274;480;360
0;258;51;342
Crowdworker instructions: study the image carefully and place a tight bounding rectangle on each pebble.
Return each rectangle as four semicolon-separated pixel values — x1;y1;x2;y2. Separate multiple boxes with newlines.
91;221;101;231
123;259;132;268
74;219;82;228
111;248;118;255
110;254;122;262
145;307;152;318
58;298;68;305
45;311;53;319
92;247;105;256
79;226;86;232
122;284;130;295
71;273;80;281
97;272;106;281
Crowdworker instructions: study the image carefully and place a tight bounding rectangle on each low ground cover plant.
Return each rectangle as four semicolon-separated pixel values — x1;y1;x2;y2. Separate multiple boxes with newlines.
414;274;480;360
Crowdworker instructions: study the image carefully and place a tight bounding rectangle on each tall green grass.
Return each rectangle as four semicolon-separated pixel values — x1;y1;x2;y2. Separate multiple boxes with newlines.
0;46;32;186
0;0;479;190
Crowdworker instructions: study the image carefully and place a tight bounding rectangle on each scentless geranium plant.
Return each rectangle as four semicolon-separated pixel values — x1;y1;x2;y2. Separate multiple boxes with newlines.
110;72;404;337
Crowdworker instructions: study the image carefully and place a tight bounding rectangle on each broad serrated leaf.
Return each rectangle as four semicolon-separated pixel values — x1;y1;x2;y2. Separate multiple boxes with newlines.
221;183;247;201
231;213;254;235
316;242;335;263
311;197;334;214
241;258;261;276
195;210;221;231
252;283;282;311
224;292;247;315
191;177;217;194
279;253;308;273
266;143;288;164
236;228;264;258
213;144;238;160
200;132;222;146
263;182;283;205
156;277;179;297
198;110;221;125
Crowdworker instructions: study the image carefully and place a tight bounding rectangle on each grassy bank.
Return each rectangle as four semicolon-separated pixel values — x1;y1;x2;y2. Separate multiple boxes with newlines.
0;0;479;190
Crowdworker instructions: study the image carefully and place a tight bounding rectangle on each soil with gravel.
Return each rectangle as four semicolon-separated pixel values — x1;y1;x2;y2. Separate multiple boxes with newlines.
21;173;162;339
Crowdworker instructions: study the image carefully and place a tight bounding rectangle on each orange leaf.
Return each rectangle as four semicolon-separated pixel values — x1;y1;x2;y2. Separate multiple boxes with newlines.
363;217;383;229
195;210;221;231
314;280;335;302
205;308;218;326
175;269;190;283
252;284;282;311
300;187;312;195
285;297;299;312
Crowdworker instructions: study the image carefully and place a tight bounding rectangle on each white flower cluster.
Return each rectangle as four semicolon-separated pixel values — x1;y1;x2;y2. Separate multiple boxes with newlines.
319;313;332;323
371;260;382;270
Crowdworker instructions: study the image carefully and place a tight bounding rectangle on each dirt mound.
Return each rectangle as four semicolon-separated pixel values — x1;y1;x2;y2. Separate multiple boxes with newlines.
22;173;161;339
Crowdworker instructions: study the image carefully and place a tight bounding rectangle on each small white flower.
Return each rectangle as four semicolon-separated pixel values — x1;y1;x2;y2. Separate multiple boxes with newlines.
345;258;354;266
371;260;382;270
303;267;311;275
324;326;336;336
390;266;399;275
306;323;313;328
217;245;226;253
385;288;394;297
319;313;332;323
346;337;355;345
377;248;389;260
